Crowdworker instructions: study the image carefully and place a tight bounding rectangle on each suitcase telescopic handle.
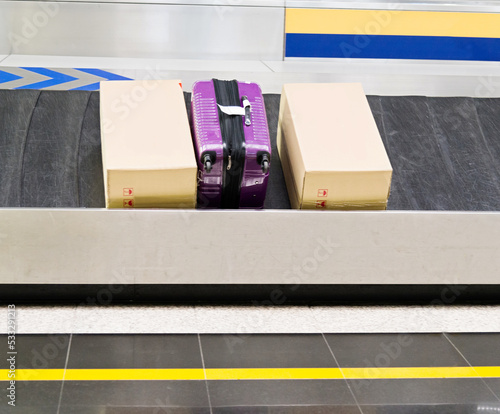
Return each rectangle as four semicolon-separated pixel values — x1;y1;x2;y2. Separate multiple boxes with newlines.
242;96;251;126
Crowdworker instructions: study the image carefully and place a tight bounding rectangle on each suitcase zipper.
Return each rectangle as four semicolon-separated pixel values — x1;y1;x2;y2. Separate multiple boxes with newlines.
213;79;246;209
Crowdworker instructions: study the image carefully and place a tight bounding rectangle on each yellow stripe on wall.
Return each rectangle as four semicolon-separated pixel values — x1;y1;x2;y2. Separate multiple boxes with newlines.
1;366;500;381
286;8;500;39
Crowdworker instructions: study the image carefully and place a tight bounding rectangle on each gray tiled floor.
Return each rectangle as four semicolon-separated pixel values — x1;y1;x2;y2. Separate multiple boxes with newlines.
67;334;203;369
0;334;70;369
3;333;500;412
200;334;337;368
349;378;499;405
62;409;211;414
446;333;500;366
207;379;357;407
360;404;500;414
324;333;469;368
484;379;500;401
213;407;362;414
59;380;211;410
0;381;62;414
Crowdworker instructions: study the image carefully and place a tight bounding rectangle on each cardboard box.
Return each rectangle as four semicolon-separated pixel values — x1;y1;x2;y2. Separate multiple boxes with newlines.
277;83;392;210
100;80;197;208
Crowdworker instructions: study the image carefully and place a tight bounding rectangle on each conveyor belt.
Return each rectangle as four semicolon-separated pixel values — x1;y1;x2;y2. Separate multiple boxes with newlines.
1;90;500;210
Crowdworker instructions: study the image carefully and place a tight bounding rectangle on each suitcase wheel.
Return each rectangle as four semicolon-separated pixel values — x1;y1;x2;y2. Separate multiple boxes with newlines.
257;151;271;174
202;152;216;173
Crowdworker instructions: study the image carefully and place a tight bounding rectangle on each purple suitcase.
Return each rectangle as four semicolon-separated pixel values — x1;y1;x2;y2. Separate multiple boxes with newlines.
191;79;271;208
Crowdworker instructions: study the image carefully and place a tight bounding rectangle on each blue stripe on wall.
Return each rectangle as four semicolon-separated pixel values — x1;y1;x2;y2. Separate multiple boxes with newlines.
285;33;500;61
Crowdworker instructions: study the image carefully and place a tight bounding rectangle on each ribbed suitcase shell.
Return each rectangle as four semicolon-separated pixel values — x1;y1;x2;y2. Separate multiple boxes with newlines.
191;80;271;208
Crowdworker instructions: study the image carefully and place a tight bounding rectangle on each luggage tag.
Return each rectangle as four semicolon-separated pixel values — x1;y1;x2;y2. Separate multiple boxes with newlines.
217;96;252;126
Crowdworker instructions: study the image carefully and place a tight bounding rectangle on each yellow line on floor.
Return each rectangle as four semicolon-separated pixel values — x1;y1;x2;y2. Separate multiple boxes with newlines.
63;369;206;381
2;369;65;381
205;368;344;380
342;366;480;379
472;367;500;378
1;367;500;381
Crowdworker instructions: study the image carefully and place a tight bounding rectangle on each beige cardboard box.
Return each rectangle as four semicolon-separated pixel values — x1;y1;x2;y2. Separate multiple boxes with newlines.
277;83;392;210
100;80;197;208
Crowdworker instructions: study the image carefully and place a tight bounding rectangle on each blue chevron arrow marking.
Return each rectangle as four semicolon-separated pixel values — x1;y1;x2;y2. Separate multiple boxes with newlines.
75;68;132;81
0;70;22;84
15;68;78;90
71;82;101;91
